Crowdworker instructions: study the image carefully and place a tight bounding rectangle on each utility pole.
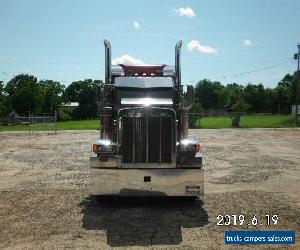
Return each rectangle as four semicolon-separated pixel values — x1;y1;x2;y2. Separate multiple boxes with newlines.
294;44;300;125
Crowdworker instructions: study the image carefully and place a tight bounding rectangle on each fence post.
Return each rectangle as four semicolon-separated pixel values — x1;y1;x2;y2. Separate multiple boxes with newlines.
43;113;45;134
28;111;31;134
54;111;57;134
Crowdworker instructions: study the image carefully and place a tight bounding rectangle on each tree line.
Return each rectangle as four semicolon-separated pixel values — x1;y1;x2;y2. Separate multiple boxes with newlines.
191;72;298;114
0;74;102;120
0;72;298;120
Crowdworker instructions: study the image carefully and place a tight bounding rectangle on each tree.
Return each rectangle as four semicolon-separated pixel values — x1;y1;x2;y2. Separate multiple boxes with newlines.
0;81;3;116
224;83;244;110
264;88;276;113
190;101;204;113
243;83;266;113
273;73;296;114
230;98;250;128
39;80;64;113
194;79;228;110
278;73;293;87
63;79;103;119
4;74;43;115
189;100;204;128
0;81;11;117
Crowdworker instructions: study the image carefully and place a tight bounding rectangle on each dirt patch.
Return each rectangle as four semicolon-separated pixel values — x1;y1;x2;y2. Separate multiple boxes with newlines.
209;155;295;184
0;129;299;249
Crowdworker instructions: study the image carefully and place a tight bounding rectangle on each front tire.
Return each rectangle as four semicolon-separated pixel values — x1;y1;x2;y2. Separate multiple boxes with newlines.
186;196;198;202
96;195;109;203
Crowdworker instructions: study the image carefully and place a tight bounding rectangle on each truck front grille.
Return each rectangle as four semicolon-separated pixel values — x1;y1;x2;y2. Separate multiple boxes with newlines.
121;116;173;164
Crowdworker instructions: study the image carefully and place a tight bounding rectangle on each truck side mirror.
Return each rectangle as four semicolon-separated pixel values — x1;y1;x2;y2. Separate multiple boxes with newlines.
186;85;194;109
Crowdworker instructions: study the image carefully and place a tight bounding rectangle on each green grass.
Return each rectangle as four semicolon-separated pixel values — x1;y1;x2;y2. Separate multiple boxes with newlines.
194;114;297;129
0;115;298;131
240;115;295;128
56;120;100;130
195;117;232;129
0;124;32;131
0;119;100;132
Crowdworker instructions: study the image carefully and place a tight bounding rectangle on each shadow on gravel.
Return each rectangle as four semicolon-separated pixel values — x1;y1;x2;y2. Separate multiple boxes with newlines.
80;196;209;247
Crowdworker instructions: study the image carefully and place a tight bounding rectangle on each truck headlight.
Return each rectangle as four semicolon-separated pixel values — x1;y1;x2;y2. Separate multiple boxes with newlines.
178;139;202;153
92;140;115;154
92;144;114;153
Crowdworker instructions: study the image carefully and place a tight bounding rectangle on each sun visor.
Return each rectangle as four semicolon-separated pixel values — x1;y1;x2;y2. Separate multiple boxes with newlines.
115;77;173;88
121;98;173;105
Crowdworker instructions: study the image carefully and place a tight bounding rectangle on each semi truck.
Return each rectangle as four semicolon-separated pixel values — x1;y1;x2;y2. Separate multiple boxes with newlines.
89;40;204;199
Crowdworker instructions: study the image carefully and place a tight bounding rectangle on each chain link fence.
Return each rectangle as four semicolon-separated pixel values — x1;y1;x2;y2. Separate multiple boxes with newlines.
28;112;57;134
0;111;57;134
188;112;294;129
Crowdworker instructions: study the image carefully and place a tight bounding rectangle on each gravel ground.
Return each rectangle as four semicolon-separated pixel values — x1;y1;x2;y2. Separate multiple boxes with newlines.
0;129;299;249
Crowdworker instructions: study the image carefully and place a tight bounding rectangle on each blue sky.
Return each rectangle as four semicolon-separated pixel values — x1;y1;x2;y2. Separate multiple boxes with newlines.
0;0;299;87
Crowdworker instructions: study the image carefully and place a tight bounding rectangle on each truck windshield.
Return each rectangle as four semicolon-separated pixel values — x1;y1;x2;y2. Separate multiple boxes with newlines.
117;88;172;103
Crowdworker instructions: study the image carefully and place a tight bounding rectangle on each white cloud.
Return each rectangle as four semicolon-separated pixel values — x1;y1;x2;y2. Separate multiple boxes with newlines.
133;21;141;31
173;7;196;18
243;39;253;46
112;55;146;65
187;40;218;54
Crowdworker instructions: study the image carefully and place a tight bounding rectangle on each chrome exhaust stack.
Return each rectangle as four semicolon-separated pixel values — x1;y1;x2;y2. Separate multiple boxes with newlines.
104;39;111;84
175;40;182;85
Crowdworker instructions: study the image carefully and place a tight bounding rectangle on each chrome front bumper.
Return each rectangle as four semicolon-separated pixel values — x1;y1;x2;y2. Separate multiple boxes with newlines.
89;167;204;197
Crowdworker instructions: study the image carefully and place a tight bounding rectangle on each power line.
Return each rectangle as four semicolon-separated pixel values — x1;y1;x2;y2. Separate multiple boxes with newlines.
182;52;293;68
184;59;293;84
1;57;294;85
214;59;293;80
